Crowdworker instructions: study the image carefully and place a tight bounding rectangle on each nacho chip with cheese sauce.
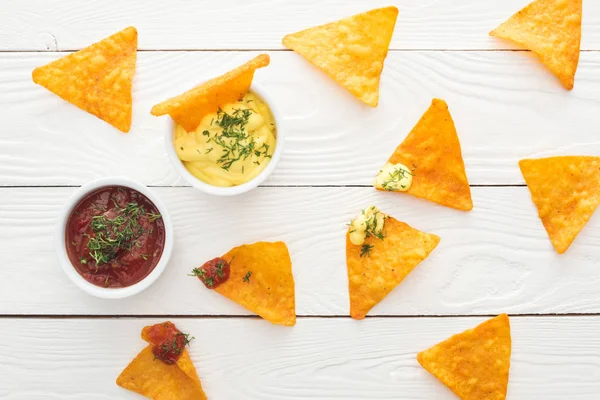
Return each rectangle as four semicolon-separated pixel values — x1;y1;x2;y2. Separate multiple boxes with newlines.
381;98;473;211
346;215;440;319
282;7;398;107
218;241;296;326
32;26;137;133
417;314;512;400
519;156;600;254
151;54;270;131
490;0;582;90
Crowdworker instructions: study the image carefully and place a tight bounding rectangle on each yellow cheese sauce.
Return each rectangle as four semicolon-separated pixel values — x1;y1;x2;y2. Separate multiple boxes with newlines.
174;91;276;187
374;162;413;191
349;205;386;246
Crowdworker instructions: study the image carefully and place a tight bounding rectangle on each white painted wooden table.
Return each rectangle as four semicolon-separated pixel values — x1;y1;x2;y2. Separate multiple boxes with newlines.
1;1;599;398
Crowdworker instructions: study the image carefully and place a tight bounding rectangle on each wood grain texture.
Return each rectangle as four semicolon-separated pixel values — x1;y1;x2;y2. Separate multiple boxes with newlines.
2;186;600;316
2;51;600;187
0;317;599;399
1;0;599;51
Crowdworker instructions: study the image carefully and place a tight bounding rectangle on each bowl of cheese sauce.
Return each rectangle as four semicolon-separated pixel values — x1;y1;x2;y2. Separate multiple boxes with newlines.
166;83;283;195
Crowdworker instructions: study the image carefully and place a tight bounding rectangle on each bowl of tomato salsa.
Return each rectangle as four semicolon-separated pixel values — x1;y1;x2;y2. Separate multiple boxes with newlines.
56;177;173;299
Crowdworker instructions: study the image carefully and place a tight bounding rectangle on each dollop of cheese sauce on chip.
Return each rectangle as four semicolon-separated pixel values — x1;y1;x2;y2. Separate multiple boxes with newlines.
174;92;276;187
374;162;413;191
349;205;386;246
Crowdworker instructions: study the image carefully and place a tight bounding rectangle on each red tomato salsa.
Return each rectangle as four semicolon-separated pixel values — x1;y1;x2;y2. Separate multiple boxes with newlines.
142;321;194;365
190;257;230;289
65;186;166;288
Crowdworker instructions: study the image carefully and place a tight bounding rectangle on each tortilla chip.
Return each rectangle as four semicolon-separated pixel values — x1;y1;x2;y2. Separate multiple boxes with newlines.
346;215;440;319
519;156;600;254
417;314;512;400
151;54;270;131
490;0;581;90
32;26;137;132
217;241;296;326
141;322;202;387
116;346;207;400
380;98;473;211
282;6;398;107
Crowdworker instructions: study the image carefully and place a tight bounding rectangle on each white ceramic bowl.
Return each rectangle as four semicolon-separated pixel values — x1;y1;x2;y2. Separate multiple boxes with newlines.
165;83;284;196
55;177;174;299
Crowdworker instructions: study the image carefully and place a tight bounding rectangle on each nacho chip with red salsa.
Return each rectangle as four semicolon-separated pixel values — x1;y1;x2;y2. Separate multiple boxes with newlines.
117;322;207;400
191;241;296;326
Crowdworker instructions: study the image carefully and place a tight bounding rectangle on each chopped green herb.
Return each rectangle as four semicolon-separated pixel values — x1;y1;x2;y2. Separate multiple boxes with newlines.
364;209;385;240
381;166;414;191
215;260;225;278
201;108;272;171
243;271;252;283
147;213;162;222
360;244;373;257
84;201;159;266
189;268;206;279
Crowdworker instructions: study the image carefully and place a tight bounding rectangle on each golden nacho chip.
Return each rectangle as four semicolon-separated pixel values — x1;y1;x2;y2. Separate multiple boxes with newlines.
381;98;473;211
346;215;440;319
417;314;512;400
116;346;207;400
32;26;137;132
282;6;398;107
490;0;582;90
519;156;600;254
218;241;296;326
151;54;270;131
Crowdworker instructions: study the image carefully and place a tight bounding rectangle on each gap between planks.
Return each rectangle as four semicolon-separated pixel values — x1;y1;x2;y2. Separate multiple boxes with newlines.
2;49;600;53
0;184;526;188
1;313;599;319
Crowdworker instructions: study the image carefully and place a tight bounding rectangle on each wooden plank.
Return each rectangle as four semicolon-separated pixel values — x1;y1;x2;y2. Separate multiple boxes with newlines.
2;51;600;187
2;186;600;316
0;316;598;399
2;0;599;51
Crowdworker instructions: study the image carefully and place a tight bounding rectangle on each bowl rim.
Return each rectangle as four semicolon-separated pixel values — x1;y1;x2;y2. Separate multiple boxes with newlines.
54;177;174;299
164;82;284;196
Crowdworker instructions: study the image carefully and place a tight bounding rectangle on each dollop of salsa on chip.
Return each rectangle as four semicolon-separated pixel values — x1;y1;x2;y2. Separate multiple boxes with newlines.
142;322;194;365
65;186;166;288
190;257;231;289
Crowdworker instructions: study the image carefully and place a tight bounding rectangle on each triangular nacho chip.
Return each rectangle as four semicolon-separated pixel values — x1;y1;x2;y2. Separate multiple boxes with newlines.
116;346;207;400
282;7;398;107
490;0;582;90
417;314;512;400
381;98;473;211
218;241;296;326
32;26;137;132
151;54;270;131
346;216;440;319
519;156;600;254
